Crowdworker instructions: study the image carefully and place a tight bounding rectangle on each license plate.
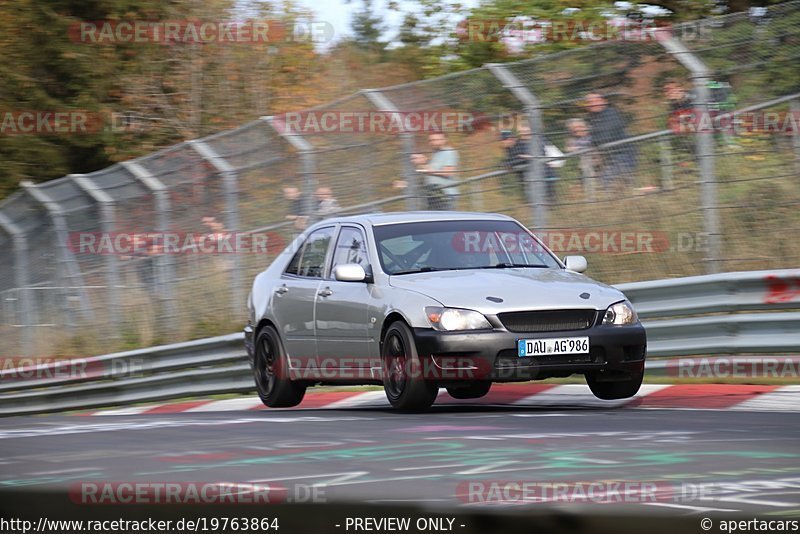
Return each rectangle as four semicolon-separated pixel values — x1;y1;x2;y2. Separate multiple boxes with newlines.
518;337;589;357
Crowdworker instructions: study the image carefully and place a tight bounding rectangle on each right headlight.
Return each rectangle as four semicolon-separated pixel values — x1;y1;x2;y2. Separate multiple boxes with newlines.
425;307;492;332
602;300;638;326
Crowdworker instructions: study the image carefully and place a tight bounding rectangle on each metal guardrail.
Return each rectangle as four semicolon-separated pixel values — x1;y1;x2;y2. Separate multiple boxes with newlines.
618;268;800;358
617;269;800;318
1;269;798;416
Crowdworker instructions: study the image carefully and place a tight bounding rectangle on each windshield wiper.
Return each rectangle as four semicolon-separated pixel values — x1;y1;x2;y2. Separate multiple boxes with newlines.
478;262;549;269
392;263;547;274
391;266;453;275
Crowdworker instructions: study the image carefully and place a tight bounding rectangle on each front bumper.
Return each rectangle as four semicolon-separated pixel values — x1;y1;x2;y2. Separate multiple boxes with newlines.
412;323;646;382
244;323;254;361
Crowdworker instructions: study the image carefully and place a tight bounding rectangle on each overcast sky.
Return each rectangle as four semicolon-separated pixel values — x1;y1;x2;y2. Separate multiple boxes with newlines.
294;0;479;46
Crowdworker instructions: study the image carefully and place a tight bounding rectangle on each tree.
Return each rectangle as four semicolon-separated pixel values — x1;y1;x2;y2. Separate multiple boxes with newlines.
0;0;331;196
349;0;387;53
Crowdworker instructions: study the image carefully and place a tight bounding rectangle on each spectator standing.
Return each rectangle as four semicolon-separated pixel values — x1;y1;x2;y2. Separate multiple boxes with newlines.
500;130;527;197
411;132;460;210
315;186;340;217
201;215;233;271
519;125;560;203
501;126;560;203
584;92;637;191
283;186;308;230
664;80;694;117
565;118;598;201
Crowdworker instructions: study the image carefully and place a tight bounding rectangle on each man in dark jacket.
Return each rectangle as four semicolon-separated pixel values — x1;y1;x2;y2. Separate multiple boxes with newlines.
501;127;559;202
585;92;637;190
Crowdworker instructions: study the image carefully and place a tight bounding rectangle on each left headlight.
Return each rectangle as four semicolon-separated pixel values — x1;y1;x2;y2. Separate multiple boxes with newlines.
425;307;492;332
602;300;638;326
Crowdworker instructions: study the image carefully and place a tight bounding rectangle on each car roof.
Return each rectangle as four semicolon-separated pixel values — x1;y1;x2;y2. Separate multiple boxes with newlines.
315;211;516;227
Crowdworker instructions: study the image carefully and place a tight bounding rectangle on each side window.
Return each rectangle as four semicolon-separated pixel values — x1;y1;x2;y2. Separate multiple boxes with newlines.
297;227;334;278
331;227;368;273
284;239;304;276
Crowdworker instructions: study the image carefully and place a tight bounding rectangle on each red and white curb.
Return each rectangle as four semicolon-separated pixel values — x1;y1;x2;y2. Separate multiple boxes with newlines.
81;384;800;416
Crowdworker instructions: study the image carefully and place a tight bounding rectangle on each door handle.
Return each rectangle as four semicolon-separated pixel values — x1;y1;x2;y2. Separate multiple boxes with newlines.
318;287;333;297
274;285;289;295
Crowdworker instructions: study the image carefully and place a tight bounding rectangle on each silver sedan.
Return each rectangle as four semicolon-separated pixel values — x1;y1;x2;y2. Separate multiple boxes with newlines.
245;212;646;411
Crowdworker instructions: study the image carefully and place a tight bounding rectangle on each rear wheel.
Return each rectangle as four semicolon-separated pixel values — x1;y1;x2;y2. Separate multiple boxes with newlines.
586;369;643;400
254;326;306;408
446;381;491;400
382;321;438;412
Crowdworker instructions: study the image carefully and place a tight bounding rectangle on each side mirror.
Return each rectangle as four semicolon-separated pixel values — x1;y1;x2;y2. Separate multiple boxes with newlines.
564;255;587;273
333;263;367;282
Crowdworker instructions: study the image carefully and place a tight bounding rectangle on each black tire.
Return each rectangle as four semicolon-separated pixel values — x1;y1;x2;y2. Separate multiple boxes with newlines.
381;321;438;412
447;381;492;400
254;326;306;408
586;370;644;400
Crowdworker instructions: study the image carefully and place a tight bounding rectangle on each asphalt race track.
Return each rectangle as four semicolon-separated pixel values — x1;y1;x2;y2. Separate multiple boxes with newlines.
1;403;799;518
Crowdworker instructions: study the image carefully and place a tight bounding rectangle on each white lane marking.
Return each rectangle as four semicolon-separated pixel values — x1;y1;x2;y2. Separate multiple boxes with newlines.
185;397;263;412
93;405;154;416
366;499;450;503
730;385;800;412
630;383;672;397
456;461;518;475
310;471;373;487
513;383;669;407
252;471;442;489
28;467;102;476
714;494;800;508
319;474;442;487
550;456;619;465
325;391;389;409
643;502;740;512
249;471;370;487
0;416;375;440
393;464;467;472
451;463;556;475
507;413;584;417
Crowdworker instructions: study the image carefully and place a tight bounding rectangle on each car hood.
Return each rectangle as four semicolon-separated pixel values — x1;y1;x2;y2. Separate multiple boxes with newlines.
388;268;626;314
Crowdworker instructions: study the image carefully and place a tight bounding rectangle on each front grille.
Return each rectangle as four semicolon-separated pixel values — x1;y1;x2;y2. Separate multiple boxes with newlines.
495;349;595;368
498;309;597;333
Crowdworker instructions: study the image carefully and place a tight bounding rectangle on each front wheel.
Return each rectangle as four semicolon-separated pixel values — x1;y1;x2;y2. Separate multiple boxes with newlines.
586;369;643;400
254;326;306;408
382;321;438;412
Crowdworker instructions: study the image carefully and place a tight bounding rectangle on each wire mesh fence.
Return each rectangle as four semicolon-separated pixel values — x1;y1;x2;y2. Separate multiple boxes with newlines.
1;4;799;357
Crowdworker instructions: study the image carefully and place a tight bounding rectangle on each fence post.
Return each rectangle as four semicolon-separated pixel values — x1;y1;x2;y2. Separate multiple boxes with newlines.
121;161;177;329
71;174;120;333
189;140;243;312
792;98;800;176
21;181;93;326
657;33;720;274
363;89;422;210
263;117;318;223
659;137;675;191
0;211;35;355
485;63;547;230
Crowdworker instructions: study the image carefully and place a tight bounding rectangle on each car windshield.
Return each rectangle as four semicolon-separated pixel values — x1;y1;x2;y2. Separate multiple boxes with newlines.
373;219;561;275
